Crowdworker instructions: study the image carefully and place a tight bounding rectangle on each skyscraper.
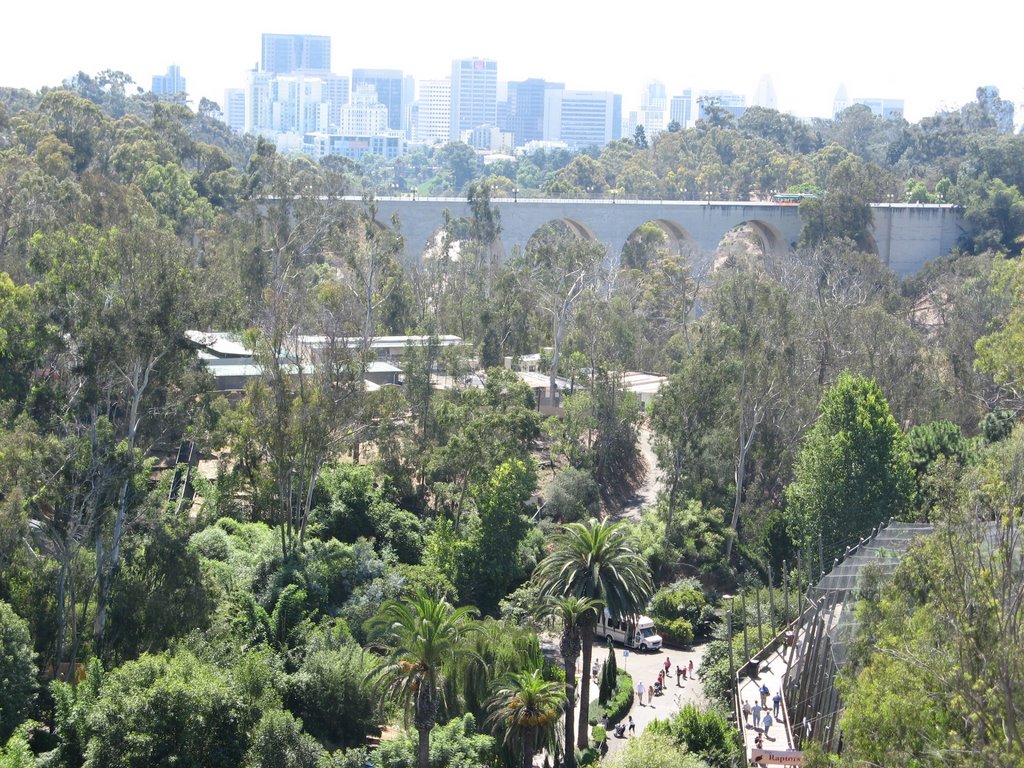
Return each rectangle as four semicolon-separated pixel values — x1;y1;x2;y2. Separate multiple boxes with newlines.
543;90;621;149
339;84;389;135
322;74;350;129
752;75;778;110
698;90;747;122
638;80;668;135
351;69;405;131
414;79;451;143
670;90;693;128
449;58;497;141
223;88;245;133
152;65;186;101
506;78;563;147
976;86;1015;133
261;34;331;74
832;84;850;118
853;96;904;120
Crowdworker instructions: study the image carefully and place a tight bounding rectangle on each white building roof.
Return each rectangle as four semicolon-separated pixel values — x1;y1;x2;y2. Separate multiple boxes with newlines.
516;371;572;391
186;330;252;358
620;372;667;395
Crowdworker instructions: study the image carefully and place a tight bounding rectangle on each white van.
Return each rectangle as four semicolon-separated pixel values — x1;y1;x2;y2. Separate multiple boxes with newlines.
596;609;663;651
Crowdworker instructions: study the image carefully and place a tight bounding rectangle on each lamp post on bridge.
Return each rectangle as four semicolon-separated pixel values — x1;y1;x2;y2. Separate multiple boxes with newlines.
513;187;518;203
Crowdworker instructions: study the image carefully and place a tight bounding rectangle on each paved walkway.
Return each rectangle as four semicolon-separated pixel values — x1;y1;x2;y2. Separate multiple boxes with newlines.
584;642;709;757
736;644;794;762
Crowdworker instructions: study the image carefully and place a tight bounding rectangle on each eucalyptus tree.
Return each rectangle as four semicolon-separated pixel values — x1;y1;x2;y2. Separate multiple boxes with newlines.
517;224;604;405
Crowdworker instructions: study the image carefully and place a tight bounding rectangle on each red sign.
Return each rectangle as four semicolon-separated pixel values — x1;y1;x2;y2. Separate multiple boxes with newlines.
750;749;804;765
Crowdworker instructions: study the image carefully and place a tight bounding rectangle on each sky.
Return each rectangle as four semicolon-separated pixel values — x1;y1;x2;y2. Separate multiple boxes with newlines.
2;0;1022;124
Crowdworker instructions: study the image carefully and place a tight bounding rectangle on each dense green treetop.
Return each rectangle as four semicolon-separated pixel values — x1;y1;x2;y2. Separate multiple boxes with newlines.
786;372;915;564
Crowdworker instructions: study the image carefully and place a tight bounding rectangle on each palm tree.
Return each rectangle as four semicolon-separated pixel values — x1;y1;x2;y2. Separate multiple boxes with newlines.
485;669;565;768
537;595;603;768
534;518;653;750
368;591;480;768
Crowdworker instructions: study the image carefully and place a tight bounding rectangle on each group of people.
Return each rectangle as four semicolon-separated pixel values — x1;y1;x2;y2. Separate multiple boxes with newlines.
742;683;783;736
635;657;696;707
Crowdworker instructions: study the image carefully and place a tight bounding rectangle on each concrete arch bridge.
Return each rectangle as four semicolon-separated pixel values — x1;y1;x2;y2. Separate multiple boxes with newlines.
361;196;964;277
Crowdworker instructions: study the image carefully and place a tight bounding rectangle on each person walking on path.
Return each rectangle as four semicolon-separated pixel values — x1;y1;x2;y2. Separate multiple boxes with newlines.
772;691;782;718
759;683;770;707
742;700;752;726
663;656;671;679
627;716;635;736
688;659;694;678
636;680;646;706
647;682;654;705
676;665;684;686
752;702;762;729
762;712;774;735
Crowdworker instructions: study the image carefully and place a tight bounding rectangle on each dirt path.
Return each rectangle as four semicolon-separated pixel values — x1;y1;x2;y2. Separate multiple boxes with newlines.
612;424;661;521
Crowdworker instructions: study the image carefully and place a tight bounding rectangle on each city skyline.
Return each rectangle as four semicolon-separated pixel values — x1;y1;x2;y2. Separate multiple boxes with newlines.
1;0;1022;126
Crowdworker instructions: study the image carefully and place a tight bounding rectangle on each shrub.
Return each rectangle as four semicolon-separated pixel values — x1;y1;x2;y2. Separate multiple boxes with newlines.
190;525;233;561
82;650;250;767
648;578;716;639
0;601;36;743
244;708;325;768
284;645;377;750
656;617;695;647
606;728;709;768
590;671;633;726
646;703;741;767
372;713;495;768
544;468;600;522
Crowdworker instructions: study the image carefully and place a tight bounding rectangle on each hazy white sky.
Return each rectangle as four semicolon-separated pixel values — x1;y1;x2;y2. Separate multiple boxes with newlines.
2;0;1021;123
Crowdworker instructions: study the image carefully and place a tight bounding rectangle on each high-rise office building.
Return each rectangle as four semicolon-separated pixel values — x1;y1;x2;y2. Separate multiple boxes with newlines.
245;70;329;135
152;65;186;101
506;78;563;147
261;34;331;74
449;58;497;141
976;85;1015;133
638;80;668;135
670;90;693;128
223;88;246;133
339;84;389;135
352;69;405;131
853;96;904;120
752;75;778;110
322;74;350;129
402;76;415;136
543;89;622;149
833;84;850;118
698;90;747;121
414;79;451;143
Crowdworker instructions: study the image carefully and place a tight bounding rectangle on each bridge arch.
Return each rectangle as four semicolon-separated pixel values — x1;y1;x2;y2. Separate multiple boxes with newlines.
415;216;508;263
712;219;792;270
524;218;601;253
620;218;699;270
